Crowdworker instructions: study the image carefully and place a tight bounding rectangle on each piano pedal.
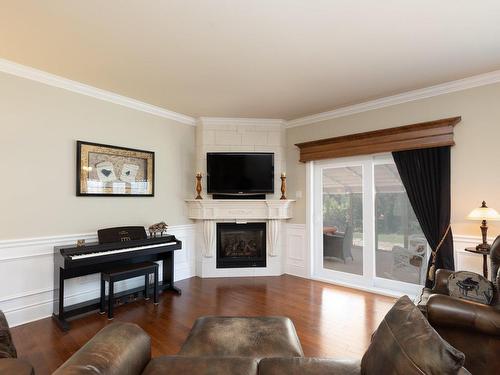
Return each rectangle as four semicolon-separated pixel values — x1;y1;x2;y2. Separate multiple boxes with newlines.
108;317;114;321
144;297;150;300
154;302;159;306
99;311;106;315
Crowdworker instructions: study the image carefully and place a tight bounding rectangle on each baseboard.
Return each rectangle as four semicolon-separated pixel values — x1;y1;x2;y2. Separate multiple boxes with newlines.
0;224;196;327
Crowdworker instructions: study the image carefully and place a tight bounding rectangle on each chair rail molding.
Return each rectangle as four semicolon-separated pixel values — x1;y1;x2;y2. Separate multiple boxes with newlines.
0;224;196;327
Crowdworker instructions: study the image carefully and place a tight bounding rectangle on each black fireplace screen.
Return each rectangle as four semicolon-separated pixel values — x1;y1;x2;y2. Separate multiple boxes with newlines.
216;222;266;268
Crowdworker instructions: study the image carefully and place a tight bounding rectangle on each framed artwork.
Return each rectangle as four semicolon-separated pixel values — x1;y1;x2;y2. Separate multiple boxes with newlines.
77;141;154;196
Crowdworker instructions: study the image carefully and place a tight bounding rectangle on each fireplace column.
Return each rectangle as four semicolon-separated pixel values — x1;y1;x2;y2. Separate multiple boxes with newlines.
203;220;215;257
267;219;280;257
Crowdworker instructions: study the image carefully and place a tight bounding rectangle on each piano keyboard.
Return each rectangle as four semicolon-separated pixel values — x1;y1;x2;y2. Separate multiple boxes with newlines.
70;242;177;260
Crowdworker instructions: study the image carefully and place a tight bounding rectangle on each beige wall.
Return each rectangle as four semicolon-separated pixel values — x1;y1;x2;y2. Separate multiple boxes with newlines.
2;70;499;240
286;82;500;237
0;72;195;239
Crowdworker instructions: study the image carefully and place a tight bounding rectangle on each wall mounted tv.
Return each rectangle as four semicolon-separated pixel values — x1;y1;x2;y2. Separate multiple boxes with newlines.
207;152;274;195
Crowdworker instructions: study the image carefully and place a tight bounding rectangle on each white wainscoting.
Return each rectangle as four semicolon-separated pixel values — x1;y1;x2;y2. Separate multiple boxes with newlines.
285;224;309;278
0;224;196;327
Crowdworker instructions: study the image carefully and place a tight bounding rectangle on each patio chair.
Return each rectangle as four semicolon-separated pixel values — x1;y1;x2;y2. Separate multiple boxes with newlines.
323;224;354;263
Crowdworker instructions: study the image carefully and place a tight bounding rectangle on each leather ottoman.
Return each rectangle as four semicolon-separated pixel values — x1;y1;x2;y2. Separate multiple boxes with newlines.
178;316;304;358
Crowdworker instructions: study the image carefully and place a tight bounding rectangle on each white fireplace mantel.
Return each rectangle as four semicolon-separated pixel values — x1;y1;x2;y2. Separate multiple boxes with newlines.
185;199;295;221
185;199;295;277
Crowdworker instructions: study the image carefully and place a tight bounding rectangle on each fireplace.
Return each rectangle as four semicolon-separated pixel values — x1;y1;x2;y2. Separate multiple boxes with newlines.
216;222;266;268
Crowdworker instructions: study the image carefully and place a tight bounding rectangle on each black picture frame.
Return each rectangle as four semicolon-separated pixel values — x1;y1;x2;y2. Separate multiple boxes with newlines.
76;140;155;196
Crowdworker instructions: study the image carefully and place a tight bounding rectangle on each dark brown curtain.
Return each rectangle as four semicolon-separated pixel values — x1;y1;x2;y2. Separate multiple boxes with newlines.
392;146;454;288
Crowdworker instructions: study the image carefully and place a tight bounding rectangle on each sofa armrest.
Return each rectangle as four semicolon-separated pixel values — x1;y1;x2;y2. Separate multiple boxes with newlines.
427;294;500;336
432;269;453;293
0;358;34;375
53;322;151;375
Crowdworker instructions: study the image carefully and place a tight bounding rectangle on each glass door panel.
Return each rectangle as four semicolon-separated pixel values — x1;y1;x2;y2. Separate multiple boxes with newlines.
322;166;363;275
374;163;428;285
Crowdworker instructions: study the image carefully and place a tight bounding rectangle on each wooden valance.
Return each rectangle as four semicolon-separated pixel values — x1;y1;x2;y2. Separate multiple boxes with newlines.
295;116;461;162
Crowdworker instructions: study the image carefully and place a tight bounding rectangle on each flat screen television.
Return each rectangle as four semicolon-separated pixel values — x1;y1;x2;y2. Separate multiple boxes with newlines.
207;152;274;195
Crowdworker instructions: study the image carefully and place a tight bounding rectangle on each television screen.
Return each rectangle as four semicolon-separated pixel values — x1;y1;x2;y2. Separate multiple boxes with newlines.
207;153;274;194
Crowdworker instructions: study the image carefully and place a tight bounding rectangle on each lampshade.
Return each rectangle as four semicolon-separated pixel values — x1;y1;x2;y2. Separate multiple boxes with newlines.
467;201;500;221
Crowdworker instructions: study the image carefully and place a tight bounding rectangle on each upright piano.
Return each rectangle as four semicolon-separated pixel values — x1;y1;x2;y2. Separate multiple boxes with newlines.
53;226;182;330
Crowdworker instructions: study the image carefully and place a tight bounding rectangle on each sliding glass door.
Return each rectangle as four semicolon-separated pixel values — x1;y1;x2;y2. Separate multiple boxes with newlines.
313;155;428;294
374;162;428;287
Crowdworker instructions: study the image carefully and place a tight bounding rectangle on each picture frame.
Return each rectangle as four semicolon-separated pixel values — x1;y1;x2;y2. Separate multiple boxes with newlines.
76;140;155;196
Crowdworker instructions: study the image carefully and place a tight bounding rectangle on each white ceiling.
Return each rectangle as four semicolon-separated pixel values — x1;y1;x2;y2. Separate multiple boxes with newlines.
1;1;500;120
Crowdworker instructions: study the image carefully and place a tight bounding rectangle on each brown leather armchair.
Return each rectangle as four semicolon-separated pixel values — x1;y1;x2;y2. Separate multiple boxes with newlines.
417;235;500;375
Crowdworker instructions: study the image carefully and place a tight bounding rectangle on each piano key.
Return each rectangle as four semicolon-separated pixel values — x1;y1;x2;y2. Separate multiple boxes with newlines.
70;242;177;259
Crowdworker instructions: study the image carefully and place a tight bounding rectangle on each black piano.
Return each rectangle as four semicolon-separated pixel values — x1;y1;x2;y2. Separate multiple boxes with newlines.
53;226;182;330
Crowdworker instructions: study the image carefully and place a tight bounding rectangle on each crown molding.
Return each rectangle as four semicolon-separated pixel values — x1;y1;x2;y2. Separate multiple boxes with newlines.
198;117;286;127
0;58;196;125
3;58;500;129
287;69;500;128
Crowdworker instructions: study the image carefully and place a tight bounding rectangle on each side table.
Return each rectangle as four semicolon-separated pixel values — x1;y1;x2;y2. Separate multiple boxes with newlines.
464;247;490;278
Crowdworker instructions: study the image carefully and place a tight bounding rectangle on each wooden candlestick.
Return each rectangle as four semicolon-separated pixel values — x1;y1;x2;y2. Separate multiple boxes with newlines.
280;173;286;200
195;173;202;199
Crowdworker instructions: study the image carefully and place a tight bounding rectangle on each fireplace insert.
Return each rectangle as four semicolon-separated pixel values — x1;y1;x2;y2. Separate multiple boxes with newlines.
216;222;266;268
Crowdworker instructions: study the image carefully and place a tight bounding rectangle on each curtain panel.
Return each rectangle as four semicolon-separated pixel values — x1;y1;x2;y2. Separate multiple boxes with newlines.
392;146;454;288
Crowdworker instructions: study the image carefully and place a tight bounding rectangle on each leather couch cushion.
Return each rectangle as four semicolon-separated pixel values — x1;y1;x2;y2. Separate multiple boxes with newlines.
361;295;465;375
0;311;17;359
53;322;151;375
448;271;494;305
179;316;303;358
259;357;361;375
143;356;259;375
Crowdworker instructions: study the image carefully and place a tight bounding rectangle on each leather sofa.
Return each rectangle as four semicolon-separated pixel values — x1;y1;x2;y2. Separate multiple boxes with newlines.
53;296;470;374
417;236;500;375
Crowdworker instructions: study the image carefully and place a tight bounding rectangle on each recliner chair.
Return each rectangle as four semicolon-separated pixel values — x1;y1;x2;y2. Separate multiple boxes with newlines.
418;235;500;375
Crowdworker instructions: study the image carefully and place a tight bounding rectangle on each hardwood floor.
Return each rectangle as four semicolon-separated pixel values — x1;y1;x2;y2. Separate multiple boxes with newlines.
11;275;396;374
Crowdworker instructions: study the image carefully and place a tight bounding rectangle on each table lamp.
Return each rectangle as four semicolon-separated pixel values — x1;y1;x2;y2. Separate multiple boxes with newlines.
466;201;500;251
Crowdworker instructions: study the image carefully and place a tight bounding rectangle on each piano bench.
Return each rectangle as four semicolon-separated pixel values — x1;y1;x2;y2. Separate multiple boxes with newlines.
100;261;159;320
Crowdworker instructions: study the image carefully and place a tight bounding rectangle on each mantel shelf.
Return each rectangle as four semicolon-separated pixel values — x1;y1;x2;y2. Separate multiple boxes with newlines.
185;199;295;220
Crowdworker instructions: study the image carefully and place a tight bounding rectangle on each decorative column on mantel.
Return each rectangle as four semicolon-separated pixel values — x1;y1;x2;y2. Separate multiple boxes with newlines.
203;220;216;257
267;219;280;257
185;199;295;258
